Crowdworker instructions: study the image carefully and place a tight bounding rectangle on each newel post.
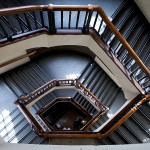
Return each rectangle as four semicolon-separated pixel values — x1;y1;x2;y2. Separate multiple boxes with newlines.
82;4;93;34
48;4;56;34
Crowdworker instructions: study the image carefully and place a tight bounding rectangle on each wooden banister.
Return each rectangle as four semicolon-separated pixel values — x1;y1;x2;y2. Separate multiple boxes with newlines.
96;7;150;78
76;80;109;109
15;79;108;113
16;102;44;135
0;4;149;78
16;79;75;102
15;89;150;138
99;93;150;137
1;4;149;138
0;51;36;68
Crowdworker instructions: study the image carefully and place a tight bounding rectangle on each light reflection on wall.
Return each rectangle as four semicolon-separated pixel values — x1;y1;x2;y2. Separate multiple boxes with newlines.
0;109;18;143
66;74;80;79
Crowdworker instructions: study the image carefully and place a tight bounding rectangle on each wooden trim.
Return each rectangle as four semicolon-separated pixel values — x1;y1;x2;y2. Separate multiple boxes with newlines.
16;79;75;102
81;110;105;131
15;90;150;138
43;132;98;138
0;5;99;16
0;28;48;48
75;80;108;111
72;99;93;117
100;93;150;137
0;5;48;15
0;51;36;68
0;4;149;77
16;79;108;113
37;114;53;132
89;29;145;94
96;7;150;78
15;102;44;135
99;94;143;134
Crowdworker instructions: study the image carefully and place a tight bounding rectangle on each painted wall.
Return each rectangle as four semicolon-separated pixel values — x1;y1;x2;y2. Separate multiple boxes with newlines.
0;142;150;150
0;34;140;100
135;0;150;23
0;136;4;144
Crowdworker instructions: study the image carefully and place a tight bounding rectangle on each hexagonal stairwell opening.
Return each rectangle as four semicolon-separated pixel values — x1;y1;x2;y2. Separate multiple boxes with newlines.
15;79;108;137
37;98;92;131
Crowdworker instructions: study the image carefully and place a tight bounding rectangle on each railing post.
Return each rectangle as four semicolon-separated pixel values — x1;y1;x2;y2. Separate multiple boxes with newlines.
82;4;93;34
48;4;56;34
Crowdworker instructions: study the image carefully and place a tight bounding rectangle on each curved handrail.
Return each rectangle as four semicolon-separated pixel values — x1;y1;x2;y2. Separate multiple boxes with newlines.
0;4;149;78
15;76;150;137
98;93;150;137
15;78;74;101
1;4;149;138
15;78;108;112
40;93;150;138
0;51;36;68
16;93;149;138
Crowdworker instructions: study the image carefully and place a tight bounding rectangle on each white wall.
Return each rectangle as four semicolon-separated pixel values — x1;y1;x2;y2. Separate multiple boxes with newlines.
0;34;141;100
135;0;150;23
0;142;150;150
0;136;4;144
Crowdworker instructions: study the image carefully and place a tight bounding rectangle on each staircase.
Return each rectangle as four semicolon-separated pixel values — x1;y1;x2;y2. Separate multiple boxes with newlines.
74;61;150;144
0;62;52;144
101;0;150;94
0;0;149;145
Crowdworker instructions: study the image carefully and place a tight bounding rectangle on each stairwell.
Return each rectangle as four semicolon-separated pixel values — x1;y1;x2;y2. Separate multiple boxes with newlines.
0;0;149;145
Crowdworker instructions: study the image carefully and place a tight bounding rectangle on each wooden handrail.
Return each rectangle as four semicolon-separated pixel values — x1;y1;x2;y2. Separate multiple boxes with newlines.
15;79;108;112
96;7;150;78
1;4;148;138
99;93;150;137
81;110;106;131
16;79;75;101
16;102;44;135
76;80;109;109
0;4;149;78
15;91;150;138
0;5;95;15
0;51;36;68
98;94;143;134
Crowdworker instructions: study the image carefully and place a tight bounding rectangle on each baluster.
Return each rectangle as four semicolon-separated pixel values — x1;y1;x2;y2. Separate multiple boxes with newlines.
15;14;26;33
0;19;8;37
82;10;93;33
130;66;141;77
61;11;63;29
40;11;45;27
48;10;56;33
144;83;150;91
32;11;38;29
76;11;80;29
86;10;93;32
97;19;103;34
82;11;88;33
137;74;147;82
68;11;71;29
24;12;32;31
6;15;17;35
93;12;98;29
